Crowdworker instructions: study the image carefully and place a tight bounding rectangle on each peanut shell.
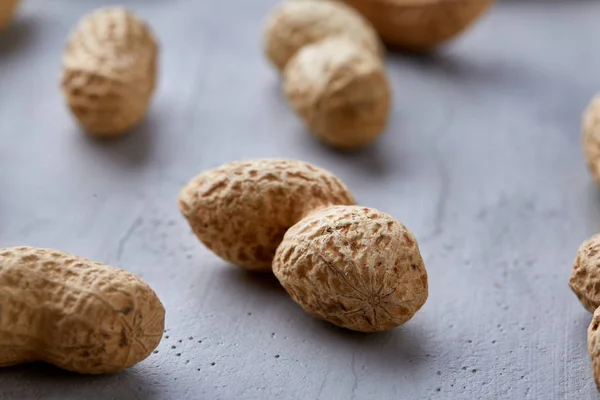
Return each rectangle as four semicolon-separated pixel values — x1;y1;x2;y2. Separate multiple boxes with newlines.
583;94;600;187
264;0;384;71
339;0;494;51
570;234;600;313
178;159;356;272
588;307;600;390
60;6;158;137
273;205;428;332
283;36;391;150
0;246;165;374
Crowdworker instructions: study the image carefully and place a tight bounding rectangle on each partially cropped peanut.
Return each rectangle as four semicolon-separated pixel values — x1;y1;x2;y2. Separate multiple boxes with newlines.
583;94;600;187
178;159;355;272
569;234;600;390
179;158;428;332
0;0;20;30
0;246;165;374
263;1;391;150
264;0;383;72
339;0;494;51
60;7;158;137
569;234;600;313
589;308;600;390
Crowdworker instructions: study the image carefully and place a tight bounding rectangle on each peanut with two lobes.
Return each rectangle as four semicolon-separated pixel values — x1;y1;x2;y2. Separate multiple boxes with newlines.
179;159;428;332
572;97;600;391
263;1;392;150
61;7;158;138
569;235;600;390
0;247;165;374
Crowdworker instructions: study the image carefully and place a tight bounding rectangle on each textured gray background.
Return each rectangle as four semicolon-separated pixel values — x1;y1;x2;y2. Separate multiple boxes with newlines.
1;0;600;399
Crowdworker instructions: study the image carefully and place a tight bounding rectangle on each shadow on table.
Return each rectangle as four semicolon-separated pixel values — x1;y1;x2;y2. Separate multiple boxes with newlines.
73;110;161;168
388;48;590;136
0;16;37;58
216;265;432;371
0;363;161;400
304;315;433;369
305;134;396;178
215;265;285;294
581;182;600;236
387;45;585;105
388;50;537;89
576;310;592;340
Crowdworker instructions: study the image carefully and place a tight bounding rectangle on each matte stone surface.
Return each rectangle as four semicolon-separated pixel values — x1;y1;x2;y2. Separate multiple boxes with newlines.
1;1;600;398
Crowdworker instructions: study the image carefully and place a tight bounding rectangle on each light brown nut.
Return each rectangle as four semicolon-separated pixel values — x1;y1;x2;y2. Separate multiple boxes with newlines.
0;0;20;30
264;0;384;72
583;94;600;187
60;7;158;138
570;234;600;313
178;159;356;272
283;36;391;150
588;308;600;391
0;246;165;374
339;0;494;51
273;205;428;332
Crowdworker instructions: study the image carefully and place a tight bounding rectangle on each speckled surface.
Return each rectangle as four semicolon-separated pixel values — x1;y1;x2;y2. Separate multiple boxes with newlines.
2;1;600;399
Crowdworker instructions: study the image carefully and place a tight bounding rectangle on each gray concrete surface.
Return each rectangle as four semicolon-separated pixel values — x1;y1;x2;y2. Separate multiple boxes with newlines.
1;0;600;399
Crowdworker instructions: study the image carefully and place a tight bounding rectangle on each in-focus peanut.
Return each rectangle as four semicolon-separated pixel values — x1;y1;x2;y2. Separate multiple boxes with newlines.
0;246;165;374
179;159;428;332
178;159;355;272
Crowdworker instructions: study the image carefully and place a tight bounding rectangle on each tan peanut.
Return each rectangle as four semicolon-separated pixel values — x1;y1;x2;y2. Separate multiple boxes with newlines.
263;0;384;72
589;308;600;391
0;0;19;30
0;246;165;374
570;235;600;390
178;159;355;272
284;36;391;150
60;6;158;137
339;0;494;51
583;94;600;187
263;1;391;150
179;159;428;332
569;234;600;313
273;205;428;332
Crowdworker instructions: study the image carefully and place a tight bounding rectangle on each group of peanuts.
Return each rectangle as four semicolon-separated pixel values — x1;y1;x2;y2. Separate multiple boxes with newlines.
571;99;600;390
7;0;600;393
2;0;494;146
263;0;492;150
0;0;494;375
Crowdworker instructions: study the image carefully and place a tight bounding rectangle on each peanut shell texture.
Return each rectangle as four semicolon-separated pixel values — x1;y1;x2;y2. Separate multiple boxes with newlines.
60;6;158;137
570;234;600;313
178;159;356;272
583;94;600;187
273;205;428;332
0;0;19;30
339;0;494;51
589;307;600;390
0;246;165;374
283;36;391;150
264;0;384;72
